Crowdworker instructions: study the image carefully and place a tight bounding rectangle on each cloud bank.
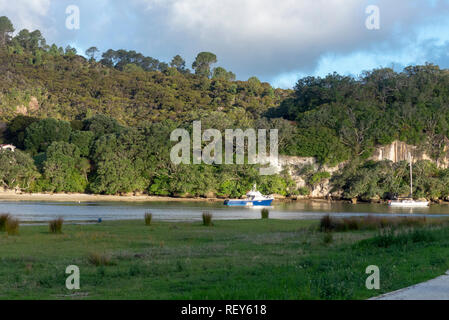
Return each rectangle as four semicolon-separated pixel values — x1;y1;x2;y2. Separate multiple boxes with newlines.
2;0;449;87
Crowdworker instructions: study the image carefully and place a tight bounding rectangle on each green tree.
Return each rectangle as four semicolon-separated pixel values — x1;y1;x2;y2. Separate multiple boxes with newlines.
170;55;186;73
0;149;39;190
192;52;217;78
0;16;14;46
24;118;72;154
70;130;94;157
6;115;39;149
83;114;123;138
212;67;236;81
90;129;148;194
65;45;77;56
14;29;46;51
85;46;99;61
40;142;87;192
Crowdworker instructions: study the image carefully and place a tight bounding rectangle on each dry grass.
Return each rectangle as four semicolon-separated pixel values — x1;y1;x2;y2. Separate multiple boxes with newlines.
49;217;64;234
5;217;20;236
87;252;112;266
144;212;153;226
319;215;428;233
202;212;213;226
0;213;10;232
261;208;269;219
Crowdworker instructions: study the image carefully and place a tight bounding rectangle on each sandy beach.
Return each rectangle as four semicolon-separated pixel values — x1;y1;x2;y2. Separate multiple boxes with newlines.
0;190;224;203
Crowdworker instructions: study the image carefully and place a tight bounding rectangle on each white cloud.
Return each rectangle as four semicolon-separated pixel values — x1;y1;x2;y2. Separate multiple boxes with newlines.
0;0;51;32
138;0;449;82
4;0;449;88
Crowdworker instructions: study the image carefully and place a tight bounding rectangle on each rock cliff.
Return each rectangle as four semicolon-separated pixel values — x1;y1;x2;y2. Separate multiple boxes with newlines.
279;140;446;198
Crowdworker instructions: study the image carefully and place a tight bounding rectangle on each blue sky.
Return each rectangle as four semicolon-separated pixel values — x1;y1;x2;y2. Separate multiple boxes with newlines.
2;0;449;88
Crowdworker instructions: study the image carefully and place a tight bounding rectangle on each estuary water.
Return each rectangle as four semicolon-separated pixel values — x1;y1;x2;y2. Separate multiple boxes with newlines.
0;200;449;222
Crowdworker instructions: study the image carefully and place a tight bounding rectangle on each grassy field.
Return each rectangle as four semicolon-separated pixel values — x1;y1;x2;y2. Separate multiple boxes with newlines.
1;217;449;300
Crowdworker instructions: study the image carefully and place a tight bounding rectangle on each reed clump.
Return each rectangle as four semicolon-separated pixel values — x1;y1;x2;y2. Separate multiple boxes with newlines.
49;217;64;234
88;252;112;266
0;213;10;232
261;208;269;219
5;217;20;236
144;212;153;226
202;212;213;226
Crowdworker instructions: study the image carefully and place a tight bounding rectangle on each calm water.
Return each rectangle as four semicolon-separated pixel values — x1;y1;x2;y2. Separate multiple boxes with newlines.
1;200;449;222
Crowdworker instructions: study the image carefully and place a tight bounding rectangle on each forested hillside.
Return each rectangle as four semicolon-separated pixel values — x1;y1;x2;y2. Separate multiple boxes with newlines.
3;15;449;200
271;66;449;165
0;16;297;198
0;44;288;125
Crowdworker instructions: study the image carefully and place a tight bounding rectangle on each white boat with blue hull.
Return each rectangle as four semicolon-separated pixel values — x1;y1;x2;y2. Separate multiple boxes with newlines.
224;185;274;207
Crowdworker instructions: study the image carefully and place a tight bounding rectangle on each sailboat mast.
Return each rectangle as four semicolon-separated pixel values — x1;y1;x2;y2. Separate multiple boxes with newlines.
409;153;413;198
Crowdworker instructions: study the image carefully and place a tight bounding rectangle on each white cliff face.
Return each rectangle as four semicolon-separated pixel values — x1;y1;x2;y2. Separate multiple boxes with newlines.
278;155;342;198
279;140;447;198
370;140;434;164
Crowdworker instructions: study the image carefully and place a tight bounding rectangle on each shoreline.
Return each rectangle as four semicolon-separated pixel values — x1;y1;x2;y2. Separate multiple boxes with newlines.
0;190;325;204
2;191;447;206
0;191;225;203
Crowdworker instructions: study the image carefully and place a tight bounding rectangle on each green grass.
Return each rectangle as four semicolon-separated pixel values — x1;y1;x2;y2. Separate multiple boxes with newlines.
1;218;449;300
319;215;429;232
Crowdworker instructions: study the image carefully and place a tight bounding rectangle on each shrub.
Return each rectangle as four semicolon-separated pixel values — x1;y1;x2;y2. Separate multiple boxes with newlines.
0;214;10;232
298;187;310;196
5;217;20;236
261;208;269;219
88;252;112;266
144;212;152;226
202;212;213;226
49;217;64;234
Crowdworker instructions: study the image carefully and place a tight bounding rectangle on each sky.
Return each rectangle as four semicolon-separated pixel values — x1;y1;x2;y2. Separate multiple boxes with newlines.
2;0;449;88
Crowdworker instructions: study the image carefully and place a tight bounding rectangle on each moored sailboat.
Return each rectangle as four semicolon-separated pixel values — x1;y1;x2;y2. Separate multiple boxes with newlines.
388;153;429;208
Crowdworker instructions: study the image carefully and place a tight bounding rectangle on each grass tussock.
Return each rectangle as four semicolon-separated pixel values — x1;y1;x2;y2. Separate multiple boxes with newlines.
319;215;428;233
144;212;153;226
323;232;333;245
0;213;10;232
202;212;213;227
261;208;269;219
5;217;20;236
359;228;437;248
49;218;64;234
88;252;112;266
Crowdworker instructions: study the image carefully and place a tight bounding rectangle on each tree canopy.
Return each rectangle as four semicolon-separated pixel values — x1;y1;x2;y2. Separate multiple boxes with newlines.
0;16;14;46
192;52;217;78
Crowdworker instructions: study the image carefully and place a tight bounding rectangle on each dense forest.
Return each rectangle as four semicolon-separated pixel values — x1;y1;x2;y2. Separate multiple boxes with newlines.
2;16;449;200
